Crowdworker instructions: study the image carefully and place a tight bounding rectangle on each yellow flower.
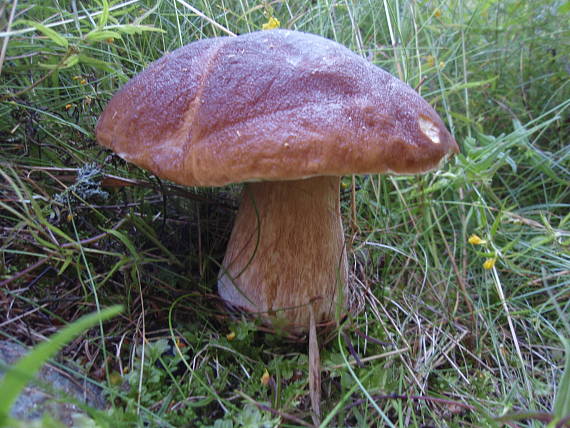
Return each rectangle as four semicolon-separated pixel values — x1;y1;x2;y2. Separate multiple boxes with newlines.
434;8;442;18
262;16;280;30
65;103;73;110
80;79;87;85
109;371;122;386
226;331;236;341
468;234;487;245
261;368;270;385
483;258;496;270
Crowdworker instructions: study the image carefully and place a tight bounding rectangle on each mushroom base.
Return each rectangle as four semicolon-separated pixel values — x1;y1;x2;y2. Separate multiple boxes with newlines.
218;176;348;334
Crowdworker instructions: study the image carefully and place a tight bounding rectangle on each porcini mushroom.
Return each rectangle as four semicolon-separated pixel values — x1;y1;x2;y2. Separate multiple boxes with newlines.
96;30;459;334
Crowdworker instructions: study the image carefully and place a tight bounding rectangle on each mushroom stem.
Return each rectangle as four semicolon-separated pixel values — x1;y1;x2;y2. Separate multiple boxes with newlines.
218;176;348;333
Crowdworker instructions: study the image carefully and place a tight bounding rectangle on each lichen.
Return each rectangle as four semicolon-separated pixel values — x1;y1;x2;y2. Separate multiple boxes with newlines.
54;163;109;205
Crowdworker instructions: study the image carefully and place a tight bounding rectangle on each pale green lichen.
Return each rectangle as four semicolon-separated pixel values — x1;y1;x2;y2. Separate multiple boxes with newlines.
54;163;108;205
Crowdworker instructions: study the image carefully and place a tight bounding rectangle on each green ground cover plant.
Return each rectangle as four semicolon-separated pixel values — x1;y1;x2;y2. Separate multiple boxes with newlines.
0;0;568;426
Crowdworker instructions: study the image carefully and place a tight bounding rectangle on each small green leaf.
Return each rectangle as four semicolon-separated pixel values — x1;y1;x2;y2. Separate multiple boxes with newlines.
85;29;122;42
553;338;570;418
57;254;73;275
39;54;79;69
111;24;166;35
106;229;140;261
98;0;110;28
62;54;80;68
19;20;68;48
78;54;115;73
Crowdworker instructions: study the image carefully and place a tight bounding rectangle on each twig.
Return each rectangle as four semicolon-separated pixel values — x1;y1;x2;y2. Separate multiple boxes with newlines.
0;256;51;288
342;331;364;368
61;218;127;249
308;304;321;425
173;0;236;36
0;303;49;328
414;76;427;91
353;327;392;347
345;393;476;412
0;48;75;102
0;216;126;289
325;347;409;370
527;270;570;286
0;0;18;76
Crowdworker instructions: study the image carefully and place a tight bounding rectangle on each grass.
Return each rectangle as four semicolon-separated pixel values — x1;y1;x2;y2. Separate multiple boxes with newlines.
0;0;569;427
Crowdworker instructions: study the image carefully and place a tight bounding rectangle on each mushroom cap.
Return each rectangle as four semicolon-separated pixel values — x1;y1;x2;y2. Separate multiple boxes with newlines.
96;30;459;186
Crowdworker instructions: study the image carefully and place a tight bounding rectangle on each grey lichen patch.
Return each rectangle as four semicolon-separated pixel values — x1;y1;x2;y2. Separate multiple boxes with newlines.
54;163;109;205
418;115;441;144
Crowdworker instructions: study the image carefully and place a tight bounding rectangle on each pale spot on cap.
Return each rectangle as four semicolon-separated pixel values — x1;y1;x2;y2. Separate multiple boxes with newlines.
419;115;441;145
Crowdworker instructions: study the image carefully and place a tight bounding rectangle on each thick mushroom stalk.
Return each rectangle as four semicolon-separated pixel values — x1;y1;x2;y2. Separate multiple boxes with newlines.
218;176;347;333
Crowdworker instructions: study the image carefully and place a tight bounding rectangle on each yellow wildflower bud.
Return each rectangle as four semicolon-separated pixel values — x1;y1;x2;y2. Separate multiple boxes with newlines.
65;103;73;110
80;79;87;85
109;371;122;386
262;16;280;30
226;331;236;341
483;258;496;270
261;368;270;385
434;8;442;18
468;234;487;245
439;61;446;68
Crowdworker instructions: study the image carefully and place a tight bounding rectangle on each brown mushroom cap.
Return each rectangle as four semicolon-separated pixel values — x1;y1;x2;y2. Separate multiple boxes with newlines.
96;30;458;187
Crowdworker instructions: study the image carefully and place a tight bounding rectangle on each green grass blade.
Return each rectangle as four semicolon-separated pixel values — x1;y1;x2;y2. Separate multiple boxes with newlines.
553;338;570;419
0;306;123;424
18;20;68;48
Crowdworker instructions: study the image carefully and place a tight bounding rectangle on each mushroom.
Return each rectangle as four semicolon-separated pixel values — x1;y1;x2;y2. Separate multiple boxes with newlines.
96;30;459;335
